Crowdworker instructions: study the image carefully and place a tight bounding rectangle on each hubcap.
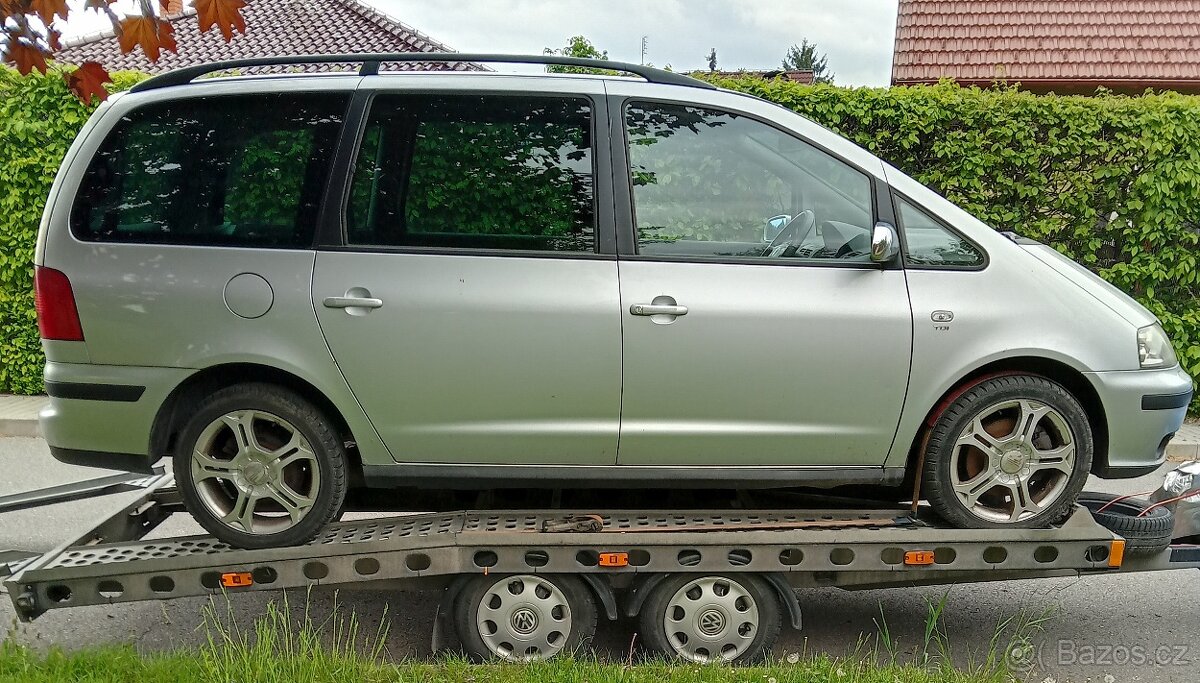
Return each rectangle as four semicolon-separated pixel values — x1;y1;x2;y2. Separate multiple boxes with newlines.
190;410;321;535
949;398;1076;524
664;577;759;663
476;576;572;661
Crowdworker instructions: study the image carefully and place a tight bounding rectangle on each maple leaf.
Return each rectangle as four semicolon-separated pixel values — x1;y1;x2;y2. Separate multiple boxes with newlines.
118;15;176;61
47;27;62;51
29;0;69;24
64;61;112;104
4;39;49;75
194;0;247;42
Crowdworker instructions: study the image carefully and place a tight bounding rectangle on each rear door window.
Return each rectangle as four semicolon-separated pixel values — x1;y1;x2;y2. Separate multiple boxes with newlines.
345;94;596;253
71;93;347;248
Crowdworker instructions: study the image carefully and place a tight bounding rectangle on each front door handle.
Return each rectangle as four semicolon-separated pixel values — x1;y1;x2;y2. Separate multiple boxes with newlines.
323;296;383;309
630;303;688;317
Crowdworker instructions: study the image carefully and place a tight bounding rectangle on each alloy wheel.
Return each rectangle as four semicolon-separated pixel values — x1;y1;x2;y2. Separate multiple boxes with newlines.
190;409;321;535
950;398;1076;524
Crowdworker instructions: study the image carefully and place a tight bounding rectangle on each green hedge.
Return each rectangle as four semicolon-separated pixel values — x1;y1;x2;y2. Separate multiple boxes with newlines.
715;77;1199;412
0;69;143;394
1;69;1197;412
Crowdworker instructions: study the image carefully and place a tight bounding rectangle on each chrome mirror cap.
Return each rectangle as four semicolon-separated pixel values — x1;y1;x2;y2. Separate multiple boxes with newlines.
871;222;900;264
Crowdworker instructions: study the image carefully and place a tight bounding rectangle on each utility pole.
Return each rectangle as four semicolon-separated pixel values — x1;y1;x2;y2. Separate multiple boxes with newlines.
640;35;648;65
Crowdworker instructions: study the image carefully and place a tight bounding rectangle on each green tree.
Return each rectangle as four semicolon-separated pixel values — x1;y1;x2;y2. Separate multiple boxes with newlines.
782;39;834;84
543;36;617;75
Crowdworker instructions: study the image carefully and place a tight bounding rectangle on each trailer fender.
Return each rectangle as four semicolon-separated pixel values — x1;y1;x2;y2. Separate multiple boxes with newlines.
431;574;472;654
620;573;800;631
763;573;803;631
580;573;620;621
622;573;669;618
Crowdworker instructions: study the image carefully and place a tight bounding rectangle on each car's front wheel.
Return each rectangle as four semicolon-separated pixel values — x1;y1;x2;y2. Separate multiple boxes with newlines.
174;383;347;548
922;374;1093;528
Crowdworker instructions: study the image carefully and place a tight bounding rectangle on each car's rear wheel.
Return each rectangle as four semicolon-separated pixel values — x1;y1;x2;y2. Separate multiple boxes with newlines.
922;375;1093;528
174;383;347;548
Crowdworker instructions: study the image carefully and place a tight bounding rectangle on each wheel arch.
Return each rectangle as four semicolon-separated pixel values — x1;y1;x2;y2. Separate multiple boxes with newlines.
903;355;1109;490
149;362;363;479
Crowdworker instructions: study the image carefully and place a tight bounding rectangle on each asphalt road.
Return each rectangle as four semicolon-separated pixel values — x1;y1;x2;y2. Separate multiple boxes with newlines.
2;435;1197;683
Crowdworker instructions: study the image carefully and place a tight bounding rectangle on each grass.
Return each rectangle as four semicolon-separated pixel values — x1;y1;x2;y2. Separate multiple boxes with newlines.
0;593;1041;683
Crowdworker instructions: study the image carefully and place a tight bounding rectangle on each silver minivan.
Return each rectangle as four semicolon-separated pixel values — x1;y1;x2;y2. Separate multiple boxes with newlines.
34;55;1193;548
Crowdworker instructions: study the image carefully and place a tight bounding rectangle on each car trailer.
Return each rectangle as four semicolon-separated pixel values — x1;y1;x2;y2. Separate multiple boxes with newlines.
3;474;1199;663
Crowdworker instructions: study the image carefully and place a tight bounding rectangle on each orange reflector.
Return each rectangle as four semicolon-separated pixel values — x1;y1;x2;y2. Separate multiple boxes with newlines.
598;552;629;568
1108;540;1126;568
904;550;936;566
220;571;254;588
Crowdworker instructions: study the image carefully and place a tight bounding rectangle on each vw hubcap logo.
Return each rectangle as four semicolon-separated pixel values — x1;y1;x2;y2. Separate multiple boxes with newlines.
510;607;539;635
697;608;726;636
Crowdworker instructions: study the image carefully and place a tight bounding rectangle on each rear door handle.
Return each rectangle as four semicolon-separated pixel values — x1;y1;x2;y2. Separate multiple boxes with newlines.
630;303;688;317
323;296;383;309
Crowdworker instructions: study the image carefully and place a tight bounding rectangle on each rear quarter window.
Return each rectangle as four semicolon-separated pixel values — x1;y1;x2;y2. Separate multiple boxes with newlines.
70;93;348;248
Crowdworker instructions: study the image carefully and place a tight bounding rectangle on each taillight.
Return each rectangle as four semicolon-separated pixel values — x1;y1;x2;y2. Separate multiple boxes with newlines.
34;266;84;341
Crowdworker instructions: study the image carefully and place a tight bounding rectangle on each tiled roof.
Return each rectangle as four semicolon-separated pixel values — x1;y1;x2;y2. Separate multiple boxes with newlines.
57;0;480;73
892;0;1200;91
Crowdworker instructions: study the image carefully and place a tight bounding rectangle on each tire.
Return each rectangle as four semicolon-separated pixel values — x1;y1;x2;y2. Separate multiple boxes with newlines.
638;573;781;664
173;382;347;549
454;574;597;662
1078;492;1174;557
922;374;1093;529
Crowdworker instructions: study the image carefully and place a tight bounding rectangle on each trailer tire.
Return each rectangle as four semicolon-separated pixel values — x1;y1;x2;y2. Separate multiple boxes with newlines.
1077;492;1174;557
454;574;597;662
174;383;347;549
639;573;781;663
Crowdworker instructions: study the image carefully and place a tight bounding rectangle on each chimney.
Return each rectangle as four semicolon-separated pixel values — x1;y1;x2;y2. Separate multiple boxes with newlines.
166;0;184;15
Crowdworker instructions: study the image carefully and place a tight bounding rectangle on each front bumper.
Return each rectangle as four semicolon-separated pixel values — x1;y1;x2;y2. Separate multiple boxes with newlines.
40;361;191;473
1086;365;1194;478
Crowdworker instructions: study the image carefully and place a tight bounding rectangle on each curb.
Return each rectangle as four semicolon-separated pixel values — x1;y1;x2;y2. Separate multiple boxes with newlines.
1168;441;1199;462
0;417;40;439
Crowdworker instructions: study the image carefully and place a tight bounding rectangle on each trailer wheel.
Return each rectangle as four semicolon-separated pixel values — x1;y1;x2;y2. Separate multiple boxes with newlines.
1078;492;1174;557
454;574;596;662
639;574;781;663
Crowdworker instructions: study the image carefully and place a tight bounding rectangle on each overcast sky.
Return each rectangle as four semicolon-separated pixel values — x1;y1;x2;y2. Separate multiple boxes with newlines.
59;0;901;86
373;0;900;86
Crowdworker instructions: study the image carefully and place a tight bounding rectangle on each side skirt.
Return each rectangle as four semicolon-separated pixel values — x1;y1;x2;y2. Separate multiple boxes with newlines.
361;464;906;490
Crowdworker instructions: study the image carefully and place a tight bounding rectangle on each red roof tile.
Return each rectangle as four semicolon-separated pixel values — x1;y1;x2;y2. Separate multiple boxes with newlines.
892;0;1200;91
57;0;480;74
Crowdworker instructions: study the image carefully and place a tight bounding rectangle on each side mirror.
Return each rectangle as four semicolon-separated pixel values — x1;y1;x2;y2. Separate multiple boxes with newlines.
870;222;900;264
765;214;792;242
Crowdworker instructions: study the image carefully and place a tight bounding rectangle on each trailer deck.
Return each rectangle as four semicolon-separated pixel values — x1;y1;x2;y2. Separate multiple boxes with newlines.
6;473;1198;629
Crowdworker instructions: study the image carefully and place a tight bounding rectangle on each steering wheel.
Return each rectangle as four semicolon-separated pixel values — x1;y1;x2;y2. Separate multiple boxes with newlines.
764;209;815;258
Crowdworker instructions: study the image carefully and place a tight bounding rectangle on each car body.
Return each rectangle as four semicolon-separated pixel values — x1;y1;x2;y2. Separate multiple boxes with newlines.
33;56;1193;544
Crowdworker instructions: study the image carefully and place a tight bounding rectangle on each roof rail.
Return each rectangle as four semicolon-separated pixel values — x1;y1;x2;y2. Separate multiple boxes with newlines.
129;53;717;93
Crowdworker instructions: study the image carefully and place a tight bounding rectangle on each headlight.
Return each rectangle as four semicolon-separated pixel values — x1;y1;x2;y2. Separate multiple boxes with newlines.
1137;324;1178;369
